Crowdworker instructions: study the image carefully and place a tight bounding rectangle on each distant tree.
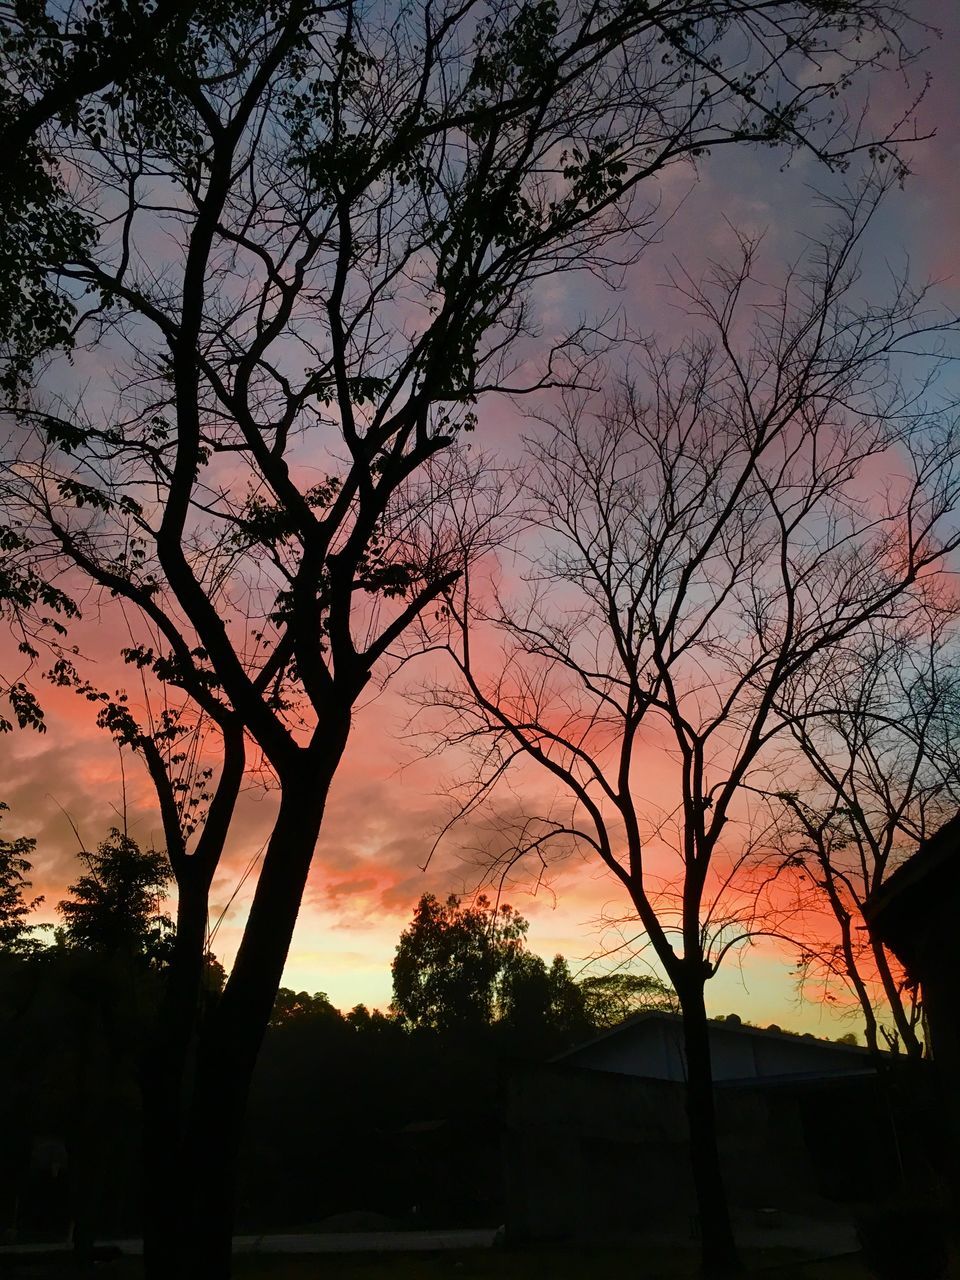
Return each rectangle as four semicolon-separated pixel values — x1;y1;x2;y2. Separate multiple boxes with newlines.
0;803;42;955
345;1004;397;1033
392;894;527;1032
545;955;591;1035
1;828;174;1249
579;972;679;1029
497;949;550;1027
269;988;342;1028
57;830;172;964
202;951;227;997
499;951;589;1036
392;893;586;1036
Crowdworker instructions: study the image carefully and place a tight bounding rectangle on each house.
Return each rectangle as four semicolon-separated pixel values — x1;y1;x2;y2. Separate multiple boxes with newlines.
503;1013;922;1243
865;812;960;1068
865;812;960;1209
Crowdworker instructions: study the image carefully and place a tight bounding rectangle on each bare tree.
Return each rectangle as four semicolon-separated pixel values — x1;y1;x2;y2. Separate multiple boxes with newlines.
765;603;960;1056
425;186;960;1275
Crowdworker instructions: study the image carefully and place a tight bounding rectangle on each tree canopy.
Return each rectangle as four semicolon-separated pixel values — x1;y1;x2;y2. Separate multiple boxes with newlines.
0;804;42;955
579;972;679;1028
391;892;590;1035
392;893;528;1032
57;830;173;963
269;987;342;1027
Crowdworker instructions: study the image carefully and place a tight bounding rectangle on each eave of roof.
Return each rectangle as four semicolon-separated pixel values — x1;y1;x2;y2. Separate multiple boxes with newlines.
717;1068;881;1089
865;808;960;932
552;1009;878;1063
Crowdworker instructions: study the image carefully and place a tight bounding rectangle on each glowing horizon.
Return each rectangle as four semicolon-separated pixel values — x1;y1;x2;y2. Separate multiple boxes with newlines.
2;0;957;1049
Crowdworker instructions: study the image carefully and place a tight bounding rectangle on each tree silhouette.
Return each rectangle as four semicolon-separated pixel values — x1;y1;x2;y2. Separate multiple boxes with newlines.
0;804;42;956
428;187;960;1276
766;605;960;1055
269;987;342;1028
0;0;265;396
0;0;936;1272
57;830;172;964
393;893;589;1039
500;952;590;1035
579;972;679;1028
392;893;527;1032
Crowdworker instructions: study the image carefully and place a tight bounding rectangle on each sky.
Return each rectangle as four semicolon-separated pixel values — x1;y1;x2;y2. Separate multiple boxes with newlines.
3;0;959;1041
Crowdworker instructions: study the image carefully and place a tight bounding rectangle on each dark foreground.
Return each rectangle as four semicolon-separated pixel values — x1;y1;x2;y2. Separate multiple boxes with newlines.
0;1245;919;1280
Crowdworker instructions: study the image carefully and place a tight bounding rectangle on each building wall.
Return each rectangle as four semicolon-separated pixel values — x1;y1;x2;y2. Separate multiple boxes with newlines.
503;1065;693;1240
504;1062;905;1243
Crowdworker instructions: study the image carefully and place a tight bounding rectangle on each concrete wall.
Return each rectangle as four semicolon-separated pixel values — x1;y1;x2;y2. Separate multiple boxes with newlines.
503;1062;900;1243
503;1065;693;1240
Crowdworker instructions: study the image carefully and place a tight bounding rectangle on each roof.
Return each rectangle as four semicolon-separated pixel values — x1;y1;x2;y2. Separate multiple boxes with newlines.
865;809;960;923
864;810;960;969
551;1010;884;1086
552;1009;875;1066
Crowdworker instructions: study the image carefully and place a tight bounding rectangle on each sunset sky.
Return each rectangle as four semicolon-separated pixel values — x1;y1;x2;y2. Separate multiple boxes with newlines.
4;0;959;1040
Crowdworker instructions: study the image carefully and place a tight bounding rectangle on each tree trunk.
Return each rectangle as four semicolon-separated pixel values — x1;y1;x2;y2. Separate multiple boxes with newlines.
837;912;879;1054
141;878;211;1278
677;979;741;1279
870;936;923;1059
177;760;336;1279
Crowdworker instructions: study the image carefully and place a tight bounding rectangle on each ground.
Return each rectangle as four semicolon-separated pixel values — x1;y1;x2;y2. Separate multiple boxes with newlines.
0;1245;890;1280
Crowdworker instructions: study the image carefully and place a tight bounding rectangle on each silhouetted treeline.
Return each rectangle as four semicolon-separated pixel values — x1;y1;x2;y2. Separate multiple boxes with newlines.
0;820;948;1244
0;821;177;1239
239;893;675;1230
243;998;524;1229
0;820;222;1241
1;833;681;1238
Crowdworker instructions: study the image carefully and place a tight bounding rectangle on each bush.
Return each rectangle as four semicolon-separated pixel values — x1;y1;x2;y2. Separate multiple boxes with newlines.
855;1202;949;1280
